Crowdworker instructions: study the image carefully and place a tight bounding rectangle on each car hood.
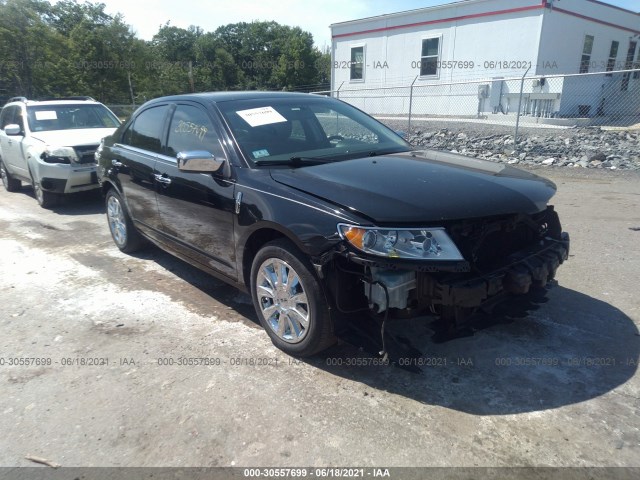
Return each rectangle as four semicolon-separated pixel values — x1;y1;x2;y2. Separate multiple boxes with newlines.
29;128;117;147
270;150;557;223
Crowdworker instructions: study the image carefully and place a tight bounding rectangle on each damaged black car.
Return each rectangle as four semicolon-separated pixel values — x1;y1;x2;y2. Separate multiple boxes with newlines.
96;91;570;357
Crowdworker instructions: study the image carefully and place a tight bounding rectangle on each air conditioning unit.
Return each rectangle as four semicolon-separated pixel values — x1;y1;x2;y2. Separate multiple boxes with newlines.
532;77;547;88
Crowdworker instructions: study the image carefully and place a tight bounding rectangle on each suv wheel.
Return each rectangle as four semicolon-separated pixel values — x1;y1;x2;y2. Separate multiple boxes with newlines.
32;178;59;208
250;239;335;357
0;160;21;192
105;189;146;253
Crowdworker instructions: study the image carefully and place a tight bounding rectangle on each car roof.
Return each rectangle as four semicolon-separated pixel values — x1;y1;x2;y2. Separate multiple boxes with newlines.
23;100;102;107
3;97;103;108
147;91;328;105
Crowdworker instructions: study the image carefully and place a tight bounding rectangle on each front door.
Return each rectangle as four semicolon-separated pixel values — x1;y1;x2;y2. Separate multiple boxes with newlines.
0;106;29;178
155;103;237;279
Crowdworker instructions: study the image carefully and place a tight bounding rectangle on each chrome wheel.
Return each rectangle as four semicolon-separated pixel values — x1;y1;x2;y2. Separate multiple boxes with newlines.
107;194;127;247
255;258;310;344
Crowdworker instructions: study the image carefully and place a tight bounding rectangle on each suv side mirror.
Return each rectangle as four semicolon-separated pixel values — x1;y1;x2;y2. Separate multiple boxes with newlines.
4;124;22;136
177;151;225;173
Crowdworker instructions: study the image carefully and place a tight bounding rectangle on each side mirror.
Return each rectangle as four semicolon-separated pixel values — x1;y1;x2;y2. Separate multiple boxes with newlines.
4;124;22;136
177;151;225;173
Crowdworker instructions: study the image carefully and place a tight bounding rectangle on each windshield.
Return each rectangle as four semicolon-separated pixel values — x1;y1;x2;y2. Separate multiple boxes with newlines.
216;96;412;167
27;104;120;132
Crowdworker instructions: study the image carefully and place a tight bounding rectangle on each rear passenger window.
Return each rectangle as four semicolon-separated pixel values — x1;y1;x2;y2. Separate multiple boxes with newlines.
125;105;169;154
166;105;225;159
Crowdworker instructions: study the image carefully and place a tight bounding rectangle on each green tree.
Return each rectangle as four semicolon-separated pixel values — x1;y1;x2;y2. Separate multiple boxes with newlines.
193;33;242;91
148;23;203;95
212;21;324;91
0;2;329;104
68;11;138;102
271;27;321;90
0;0;68;99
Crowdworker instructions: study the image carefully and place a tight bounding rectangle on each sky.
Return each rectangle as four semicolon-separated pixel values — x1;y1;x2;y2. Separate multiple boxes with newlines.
91;0;640;48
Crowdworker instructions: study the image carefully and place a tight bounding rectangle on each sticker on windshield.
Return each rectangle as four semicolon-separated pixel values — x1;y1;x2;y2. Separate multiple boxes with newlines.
35;111;58;120
237;106;287;127
252;149;270;158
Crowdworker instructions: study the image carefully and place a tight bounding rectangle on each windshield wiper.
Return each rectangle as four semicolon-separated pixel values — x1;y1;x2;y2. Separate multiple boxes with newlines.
254;156;332;167
367;148;413;157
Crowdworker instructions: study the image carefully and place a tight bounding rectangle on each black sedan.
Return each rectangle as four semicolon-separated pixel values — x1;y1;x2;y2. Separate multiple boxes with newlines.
96;91;569;357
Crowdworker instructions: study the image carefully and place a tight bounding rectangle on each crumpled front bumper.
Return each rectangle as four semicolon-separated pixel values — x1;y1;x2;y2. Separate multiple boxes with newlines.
418;232;570;309
36;161;99;193
340;231;570;311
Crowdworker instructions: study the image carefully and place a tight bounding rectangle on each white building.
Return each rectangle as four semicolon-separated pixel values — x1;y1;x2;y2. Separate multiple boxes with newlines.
330;0;640;119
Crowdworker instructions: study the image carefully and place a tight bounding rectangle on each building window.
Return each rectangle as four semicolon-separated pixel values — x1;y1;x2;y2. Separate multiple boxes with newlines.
579;35;594;73
420;37;441;77
605;40;619;76
350;46;364;81
621;41;637;91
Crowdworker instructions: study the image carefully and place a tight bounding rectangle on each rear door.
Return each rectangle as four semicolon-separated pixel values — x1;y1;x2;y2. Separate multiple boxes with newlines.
110;104;171;234
155;102;237;279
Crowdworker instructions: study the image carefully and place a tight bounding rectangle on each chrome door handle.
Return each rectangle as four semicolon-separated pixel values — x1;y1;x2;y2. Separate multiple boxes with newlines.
154;174;172;185
111;160;123;168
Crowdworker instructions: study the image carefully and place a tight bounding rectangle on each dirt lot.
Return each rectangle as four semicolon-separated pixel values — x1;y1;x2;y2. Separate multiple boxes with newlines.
0;167;639;472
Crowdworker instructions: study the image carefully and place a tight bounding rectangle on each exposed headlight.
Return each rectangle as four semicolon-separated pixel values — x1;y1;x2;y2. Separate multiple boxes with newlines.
41;146;78;164
338;224;464;261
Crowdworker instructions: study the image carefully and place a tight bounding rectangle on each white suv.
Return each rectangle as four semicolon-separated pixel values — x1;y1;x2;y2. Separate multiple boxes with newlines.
0;96;120;207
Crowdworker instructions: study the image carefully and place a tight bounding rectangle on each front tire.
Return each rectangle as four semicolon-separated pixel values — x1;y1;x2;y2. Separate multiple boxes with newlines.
250;239;335;357
105;188;146;253
33;179;59;208
0;160;21;192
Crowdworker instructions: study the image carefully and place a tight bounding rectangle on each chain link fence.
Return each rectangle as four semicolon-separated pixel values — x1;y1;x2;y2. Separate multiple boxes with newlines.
106;104;136;122
315;70;639;170
318;69;640;140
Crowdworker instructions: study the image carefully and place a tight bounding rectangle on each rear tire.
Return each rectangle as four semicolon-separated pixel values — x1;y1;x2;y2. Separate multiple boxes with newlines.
250;239;335;357
0;160;21;192
105;188;146;253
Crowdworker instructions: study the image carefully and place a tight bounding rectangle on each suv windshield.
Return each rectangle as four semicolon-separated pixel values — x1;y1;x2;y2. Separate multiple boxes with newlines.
26;104;120;132
216;96;411;166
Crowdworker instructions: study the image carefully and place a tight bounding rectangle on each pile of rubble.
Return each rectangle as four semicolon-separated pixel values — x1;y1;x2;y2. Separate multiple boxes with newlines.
404;126;640;170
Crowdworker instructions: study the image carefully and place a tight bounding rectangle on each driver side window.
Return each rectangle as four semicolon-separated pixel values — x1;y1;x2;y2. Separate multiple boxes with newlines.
166;105;225;159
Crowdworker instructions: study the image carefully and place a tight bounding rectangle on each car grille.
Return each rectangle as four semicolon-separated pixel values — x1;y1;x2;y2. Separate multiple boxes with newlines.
447;209;553;272
74;145;98;164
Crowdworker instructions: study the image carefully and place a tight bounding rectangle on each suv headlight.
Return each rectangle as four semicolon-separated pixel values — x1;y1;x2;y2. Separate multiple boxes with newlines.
338;224;464;261
41;146;78;164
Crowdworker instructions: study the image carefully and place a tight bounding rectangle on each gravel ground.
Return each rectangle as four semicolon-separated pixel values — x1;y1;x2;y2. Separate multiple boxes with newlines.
0;167;639;474
379;119;640;171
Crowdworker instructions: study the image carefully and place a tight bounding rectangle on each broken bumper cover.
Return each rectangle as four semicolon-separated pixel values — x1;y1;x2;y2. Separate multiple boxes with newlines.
425;232;570;309
343;232;570;310
37;162;100;194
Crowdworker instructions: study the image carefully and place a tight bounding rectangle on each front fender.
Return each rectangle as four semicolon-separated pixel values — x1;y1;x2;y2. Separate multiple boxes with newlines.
26;145;45;180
